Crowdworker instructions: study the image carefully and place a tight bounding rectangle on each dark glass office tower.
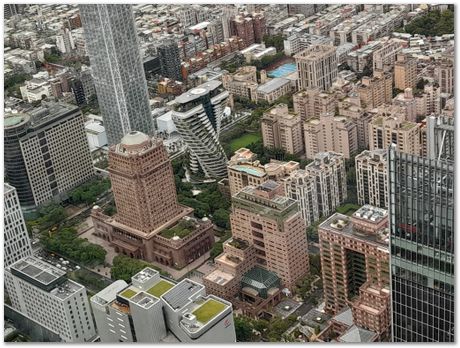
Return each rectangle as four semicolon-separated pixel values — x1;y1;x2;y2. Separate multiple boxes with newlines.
388;116;454;342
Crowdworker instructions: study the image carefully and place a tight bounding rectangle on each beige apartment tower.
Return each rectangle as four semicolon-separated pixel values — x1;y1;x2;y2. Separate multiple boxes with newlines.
355;149;388;208
293;87;337;122
303;113;358;159
295;44;338;92
261;104;304;156
394;53;417;90
357;70;393;109
369;112;421;156
227;148;299;197
230;181;310;290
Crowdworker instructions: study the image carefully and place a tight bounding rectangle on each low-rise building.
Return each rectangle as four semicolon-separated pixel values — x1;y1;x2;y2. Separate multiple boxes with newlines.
255;77;291;104
91;267;236;343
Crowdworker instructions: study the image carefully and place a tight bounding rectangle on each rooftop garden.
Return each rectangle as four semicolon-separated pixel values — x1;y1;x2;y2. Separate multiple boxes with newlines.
228;238;249;250
160;219;196;239
192;299;226;324
120;288;137;299
147;280;174;298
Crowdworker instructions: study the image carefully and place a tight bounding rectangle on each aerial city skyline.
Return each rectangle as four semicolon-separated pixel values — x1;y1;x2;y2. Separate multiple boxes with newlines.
3;3;454;343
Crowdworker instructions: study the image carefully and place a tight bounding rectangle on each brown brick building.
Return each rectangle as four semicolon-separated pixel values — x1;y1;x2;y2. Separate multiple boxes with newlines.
318;205;391;340
91;131;214;269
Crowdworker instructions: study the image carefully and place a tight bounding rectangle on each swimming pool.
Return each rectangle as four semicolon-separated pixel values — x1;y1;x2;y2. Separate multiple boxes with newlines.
267;63;297;78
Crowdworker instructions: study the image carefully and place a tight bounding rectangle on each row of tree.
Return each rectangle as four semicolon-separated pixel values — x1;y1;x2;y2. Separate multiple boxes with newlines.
68;178;111;206
41;227;106;267
110;255;169;282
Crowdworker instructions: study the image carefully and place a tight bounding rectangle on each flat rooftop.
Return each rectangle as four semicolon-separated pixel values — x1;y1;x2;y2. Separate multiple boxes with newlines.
175;80;221;105
162;279;203;310
10;256;66;288
230;164;266;177
204;269;234;286
192;299;227;324
320;213;389;247
146;279;175;298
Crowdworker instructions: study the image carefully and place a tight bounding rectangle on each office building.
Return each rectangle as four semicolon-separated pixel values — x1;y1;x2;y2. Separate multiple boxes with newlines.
295;45;338;92
158;40;182;82
319;206;391;340
4;102;94;209
261;104;304;156
4;183;33;268
79;4;153;145
355;149;388;208
293;88;336;123
5;257;96;342
91;268;236;343
91;132;214;268
305;152;347;218
227;148;299;196
389;141;454;342
228;181;310;290
394;53;417;91
357;70;393;109
171;80;229;179
304;113;358;160
426;115;454;161
369;111;421;156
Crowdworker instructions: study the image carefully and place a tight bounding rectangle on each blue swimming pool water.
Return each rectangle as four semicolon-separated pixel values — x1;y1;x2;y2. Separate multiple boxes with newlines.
267;63;297;78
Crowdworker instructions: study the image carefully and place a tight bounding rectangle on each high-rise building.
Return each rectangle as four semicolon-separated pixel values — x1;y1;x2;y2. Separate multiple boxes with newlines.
295;45;338;92
5;257;97;342
172;80;228;179
231;15;255;47
261;104;304;156
293;87;336;123
426;115;454;161
91;267;236;343
287;4;315;17
355;149;388;208
357;70;393;109
4;102;94;209
158;39;182;82
392;88;417;122
252;13;266;44
4;183;33;268
369;110;421;156
319;206;391;340
435;55;454;95
229;181;310;290
79;4;153;145
389;141;454;342
303;112;358;159
372;37;404;72
394;53;417;91
304;152;347;218
91;132;214;268
227;148;299;196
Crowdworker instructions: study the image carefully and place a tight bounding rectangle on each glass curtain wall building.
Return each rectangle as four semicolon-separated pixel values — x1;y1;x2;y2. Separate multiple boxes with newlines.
388;116;454;342
79;4;153;145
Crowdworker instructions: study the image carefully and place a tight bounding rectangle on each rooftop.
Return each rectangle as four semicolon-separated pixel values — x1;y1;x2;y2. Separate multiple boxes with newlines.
10;256;66;287
320;213;389;247
162;279;203;310
231;164;266;177
257;77;290;94
147;279;175;297
159;217;199;239
175;80;222;105
192;299;227;324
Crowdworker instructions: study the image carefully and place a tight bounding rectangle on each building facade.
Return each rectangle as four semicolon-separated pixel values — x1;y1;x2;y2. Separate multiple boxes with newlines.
4;183;33;268
79;4;153;145
261;104;304;156
355;149;388;208
172;80;229;179
295;45;338;92
4;103;94;208
158;39;182;82
394;53;417;91
230;181;310;290
91;268;236;343
389;141;454;342
5;257;96;342
293;88;336;122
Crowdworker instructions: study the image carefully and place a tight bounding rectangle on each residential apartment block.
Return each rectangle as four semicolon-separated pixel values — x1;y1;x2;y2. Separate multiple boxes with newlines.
222;66;258;101
357;70;393;109
394;53;417;90
355;149;388;208
227;147;299;196
295;44;338;92
293;88;336;123
261;104;304;156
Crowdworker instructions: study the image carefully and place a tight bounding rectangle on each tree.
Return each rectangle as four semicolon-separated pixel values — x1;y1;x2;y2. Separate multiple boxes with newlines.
213;208;230;229
111;255;168;282
403;9;454;36
235;316;254;342
263;34;285;52
210;242;223;261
